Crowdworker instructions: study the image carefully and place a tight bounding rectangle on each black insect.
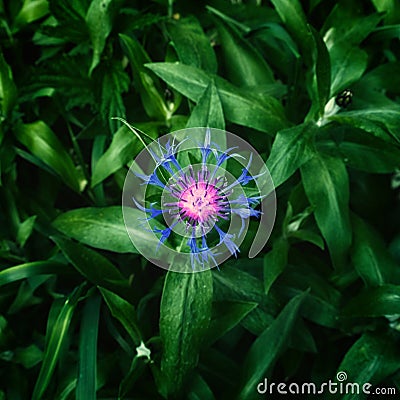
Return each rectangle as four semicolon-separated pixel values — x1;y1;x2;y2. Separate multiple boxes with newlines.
335;89;353;108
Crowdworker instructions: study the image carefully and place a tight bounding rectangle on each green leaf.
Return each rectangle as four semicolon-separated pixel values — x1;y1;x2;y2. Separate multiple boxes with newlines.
146;62;288;134
211;262;278;336
48;0;88;23
337;332;400;400
330;47;368;96
342;284;400;317
118;351;149;399
160;270;213;396
186;80;225;130
14;0;49;28
32;284;84;400
301;152;351;268
91;125;140;187
205;300;258;345
51;236;132;302
278;267;341;328
323;4;382;95
187;373;216;400
119;34;170;120
212;266;264;304
213;15;274;86
13;344;43;369
76;295;101;400
166;16;217;74
291;318;317;353
26;55;95;109
86;0;123;74
362;62;400;93
351;214;399;287
53;206;136;254
373;0;400;23
99;287;141;345
270;0;313;65
238;291;307;400
266;122;316;188
8;276;48;314
249;22;299;80
0;51;17;121
97;61;129;133
329;108;400;145
0;261;70;288
16;215;37;247
91;134;106;204
390;234;400;264
14;121;87;192
289;229;325;249
318;127;400;173
308;26;331;119
322;4;383;49
263;237;289;294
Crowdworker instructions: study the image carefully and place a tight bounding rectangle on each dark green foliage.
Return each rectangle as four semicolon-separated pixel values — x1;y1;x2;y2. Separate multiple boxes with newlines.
0;0;400;399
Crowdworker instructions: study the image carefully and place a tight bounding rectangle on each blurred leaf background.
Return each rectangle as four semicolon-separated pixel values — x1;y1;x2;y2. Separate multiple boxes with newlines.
0;0;400;399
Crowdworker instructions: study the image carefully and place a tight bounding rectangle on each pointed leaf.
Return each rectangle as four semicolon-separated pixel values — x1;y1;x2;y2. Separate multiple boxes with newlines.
308;26;331;119
301;152;351;268
53;206;136;254
205;300;258;345
97;61;129;132
14;121;87;192
351;214;399;287
330;47;368;96
91;125;141;187
270;0;313;65
99;287;141;345
318;127;400;174
186;81;224;130
76;295;101;400
16;215;37;247
329;108;400;144
343;284;400;317
146;62;288;134
266;122;316;188
32;285;83;400
51;236;132;302
166;16;217;74
214;16;274;86
119;34;170;120
86;0;123;74
160;270;213;396
337;332;400;399
238;291;307;399
263;237;289;294
0;51;17;120
0;261;71;287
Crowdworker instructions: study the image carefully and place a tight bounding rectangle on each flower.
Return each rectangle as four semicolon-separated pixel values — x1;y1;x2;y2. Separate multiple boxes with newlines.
133;128;263;270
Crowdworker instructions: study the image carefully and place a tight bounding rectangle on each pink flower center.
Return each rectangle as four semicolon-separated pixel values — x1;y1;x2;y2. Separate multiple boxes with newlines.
178;182;221;223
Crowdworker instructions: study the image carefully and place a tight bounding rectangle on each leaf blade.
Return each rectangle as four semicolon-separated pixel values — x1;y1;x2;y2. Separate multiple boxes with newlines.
32;285;84;400
76;295;101;400
53;206;136;254
160;270;213;396
238;291;307;399
301;152;352;268
14;121;86;192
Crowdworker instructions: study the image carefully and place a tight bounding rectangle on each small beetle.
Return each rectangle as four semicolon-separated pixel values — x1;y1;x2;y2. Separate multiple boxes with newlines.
335;89;353;108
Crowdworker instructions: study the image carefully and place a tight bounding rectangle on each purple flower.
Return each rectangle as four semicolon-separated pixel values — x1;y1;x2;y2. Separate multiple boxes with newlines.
134;129;263;270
